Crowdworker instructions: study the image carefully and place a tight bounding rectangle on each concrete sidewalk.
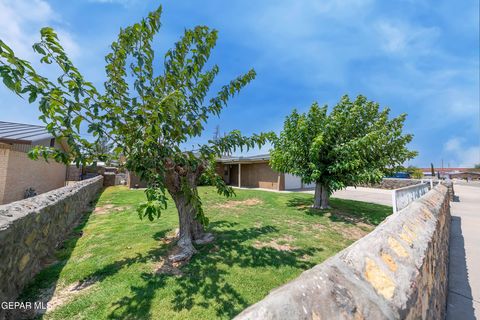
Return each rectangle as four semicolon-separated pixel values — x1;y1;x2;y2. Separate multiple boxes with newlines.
301;186;393;207
447;184;480;319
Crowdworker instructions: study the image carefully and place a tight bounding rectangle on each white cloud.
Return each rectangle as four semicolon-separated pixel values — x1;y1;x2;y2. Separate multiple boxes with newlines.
375;20;439;54
445;137;462;152
0;0;79;59
443;137;480;167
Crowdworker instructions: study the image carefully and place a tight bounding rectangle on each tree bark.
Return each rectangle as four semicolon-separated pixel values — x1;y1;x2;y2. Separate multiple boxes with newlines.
165;162;214;262
320;184;330;209
313;182;322;208
313;182;330;209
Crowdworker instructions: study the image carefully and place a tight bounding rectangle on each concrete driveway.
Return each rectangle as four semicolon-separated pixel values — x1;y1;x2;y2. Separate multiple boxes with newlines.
301;186;393;207
447;184;480;319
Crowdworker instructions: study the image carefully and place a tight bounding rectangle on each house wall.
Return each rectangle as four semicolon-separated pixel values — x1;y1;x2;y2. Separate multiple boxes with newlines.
215;163;230;184
240;163;281;190
0;146;10;204
284;173;302;190
217;162;284;190
0;147;66;204
230;164;239;186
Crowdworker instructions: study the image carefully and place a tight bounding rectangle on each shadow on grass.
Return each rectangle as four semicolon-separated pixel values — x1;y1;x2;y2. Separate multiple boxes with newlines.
105;220;319;319
17;188;105;319
286;196;392;226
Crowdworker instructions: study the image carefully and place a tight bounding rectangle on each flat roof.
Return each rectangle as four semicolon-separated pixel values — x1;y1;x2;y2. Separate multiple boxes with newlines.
0;121;53;145
217;153;270;163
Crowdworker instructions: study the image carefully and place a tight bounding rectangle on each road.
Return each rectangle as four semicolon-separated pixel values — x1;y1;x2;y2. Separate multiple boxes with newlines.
447;184;480;320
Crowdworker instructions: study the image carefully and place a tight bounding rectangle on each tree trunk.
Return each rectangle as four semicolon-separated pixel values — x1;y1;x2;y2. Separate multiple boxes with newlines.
320;184;330;209
165;165;214;262
313;182;330;209
313;182;322;208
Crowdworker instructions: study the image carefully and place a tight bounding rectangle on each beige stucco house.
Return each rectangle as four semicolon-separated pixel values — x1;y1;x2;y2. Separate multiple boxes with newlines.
0;121;67;204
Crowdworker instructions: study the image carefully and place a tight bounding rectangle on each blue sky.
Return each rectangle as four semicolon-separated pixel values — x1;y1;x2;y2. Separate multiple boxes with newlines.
0;0;479;167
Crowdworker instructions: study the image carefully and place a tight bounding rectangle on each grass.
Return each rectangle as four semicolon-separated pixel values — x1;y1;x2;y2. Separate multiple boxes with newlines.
20;186;391;320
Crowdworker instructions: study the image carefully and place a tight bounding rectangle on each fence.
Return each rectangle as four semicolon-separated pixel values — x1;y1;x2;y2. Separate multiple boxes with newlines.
392;181;431;212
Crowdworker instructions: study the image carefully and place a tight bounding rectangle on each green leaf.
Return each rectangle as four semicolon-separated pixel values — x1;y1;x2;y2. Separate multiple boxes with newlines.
28;91;37;103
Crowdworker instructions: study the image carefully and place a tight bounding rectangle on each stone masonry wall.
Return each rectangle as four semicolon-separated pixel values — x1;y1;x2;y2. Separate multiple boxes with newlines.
235;184;451;320
359;178;421;190
0;176;103;315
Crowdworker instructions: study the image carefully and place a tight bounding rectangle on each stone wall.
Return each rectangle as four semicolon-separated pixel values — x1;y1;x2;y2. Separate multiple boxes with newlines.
235;184;451;320
126;170;148;188
0;176;103;315
444;180;455;201
359;178;422;190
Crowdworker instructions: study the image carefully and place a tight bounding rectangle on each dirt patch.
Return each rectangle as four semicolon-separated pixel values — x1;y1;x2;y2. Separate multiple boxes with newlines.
26;276;100;318
254;221;263;228
330;210;372;228
285;219;304;226
153;244;189;276
93;205;130;215
215;198;263;209
159;228;179;244
330;224;370;240
310;223;328;231
154;259;184;276
93;204;115;214
253;235;297;251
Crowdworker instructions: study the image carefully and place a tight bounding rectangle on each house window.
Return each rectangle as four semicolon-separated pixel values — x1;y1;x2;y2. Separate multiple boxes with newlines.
50;138;55;147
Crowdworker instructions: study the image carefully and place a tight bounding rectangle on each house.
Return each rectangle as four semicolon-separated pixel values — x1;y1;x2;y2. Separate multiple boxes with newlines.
420;167;477;179
0;121;67;204
123;153;311;190
447;171;480;181
216;154;313;191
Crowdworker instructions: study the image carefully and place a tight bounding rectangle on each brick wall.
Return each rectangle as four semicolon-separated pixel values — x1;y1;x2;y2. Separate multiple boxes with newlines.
235;184;451;319
0;147;66;204
0;147;10;204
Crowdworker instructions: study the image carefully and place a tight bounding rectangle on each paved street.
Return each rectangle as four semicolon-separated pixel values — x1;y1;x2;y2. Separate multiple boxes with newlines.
301;186;393;207
447;184;480;320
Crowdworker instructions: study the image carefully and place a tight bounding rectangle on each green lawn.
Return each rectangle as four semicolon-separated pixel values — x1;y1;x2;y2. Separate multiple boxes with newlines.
21;186;391;320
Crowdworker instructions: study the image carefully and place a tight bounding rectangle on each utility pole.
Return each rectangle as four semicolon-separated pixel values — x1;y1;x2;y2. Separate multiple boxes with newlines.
441;159;444;179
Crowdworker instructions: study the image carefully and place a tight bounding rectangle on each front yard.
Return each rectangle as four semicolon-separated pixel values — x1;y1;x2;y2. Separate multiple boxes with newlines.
21;186;391;319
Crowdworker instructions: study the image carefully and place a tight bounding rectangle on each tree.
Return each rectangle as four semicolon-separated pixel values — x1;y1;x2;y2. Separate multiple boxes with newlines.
0;6;272;262
94;135;114;165
474;163;480;169
213;125;221;142
405;166;423;179
431;163;435;176
270;95;417;209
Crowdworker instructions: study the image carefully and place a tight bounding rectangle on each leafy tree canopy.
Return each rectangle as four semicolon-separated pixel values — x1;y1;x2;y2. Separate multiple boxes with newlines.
0;6;273;260
270;95;417;208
